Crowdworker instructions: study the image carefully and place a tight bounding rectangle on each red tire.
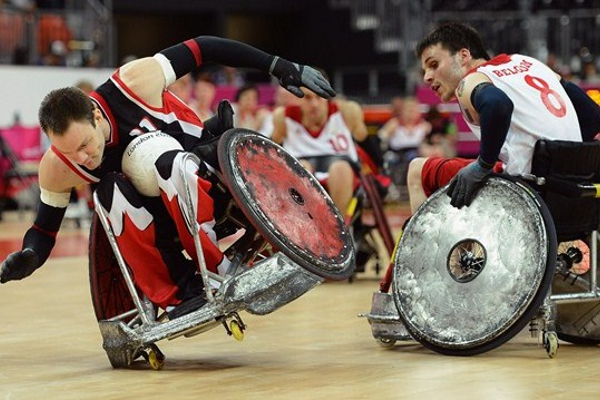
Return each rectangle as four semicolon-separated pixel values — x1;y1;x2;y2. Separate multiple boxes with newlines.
89;214;136;322
217;129;355;280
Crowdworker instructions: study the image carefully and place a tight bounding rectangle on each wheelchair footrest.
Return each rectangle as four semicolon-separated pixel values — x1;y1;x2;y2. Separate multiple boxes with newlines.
98;253;323;367
359;291;412;342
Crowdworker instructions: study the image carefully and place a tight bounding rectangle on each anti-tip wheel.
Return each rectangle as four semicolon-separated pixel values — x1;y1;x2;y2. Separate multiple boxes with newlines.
147;344;166;370
544;331;559;359
230;320;245;341
377;338;396;349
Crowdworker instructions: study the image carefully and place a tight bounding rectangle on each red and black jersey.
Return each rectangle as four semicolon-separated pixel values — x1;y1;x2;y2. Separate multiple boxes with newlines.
54;70;206;184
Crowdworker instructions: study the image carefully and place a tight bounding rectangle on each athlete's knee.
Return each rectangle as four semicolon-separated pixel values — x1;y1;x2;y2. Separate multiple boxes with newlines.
407;157;428;187
329;159;354;179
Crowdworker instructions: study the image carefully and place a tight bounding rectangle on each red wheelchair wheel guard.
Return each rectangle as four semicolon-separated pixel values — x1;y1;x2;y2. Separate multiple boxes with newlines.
89;214;136;322
217;129;355;280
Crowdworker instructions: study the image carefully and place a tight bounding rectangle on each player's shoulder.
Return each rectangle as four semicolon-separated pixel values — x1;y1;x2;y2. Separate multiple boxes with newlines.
456;72;492;106
38;148;85;192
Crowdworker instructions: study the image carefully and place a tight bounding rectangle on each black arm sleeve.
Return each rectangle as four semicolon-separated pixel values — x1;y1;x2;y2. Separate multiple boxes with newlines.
560;79;600;141
159;36;273;80
22;201;66;267
471;82;514;167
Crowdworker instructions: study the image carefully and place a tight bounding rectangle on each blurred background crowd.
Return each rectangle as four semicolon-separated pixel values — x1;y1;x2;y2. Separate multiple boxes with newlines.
2;0;600;216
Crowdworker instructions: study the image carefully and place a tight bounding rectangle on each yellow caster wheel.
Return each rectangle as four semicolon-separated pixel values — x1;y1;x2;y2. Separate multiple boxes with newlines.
544;331;559;359
230;320;245;341
147;344;166;370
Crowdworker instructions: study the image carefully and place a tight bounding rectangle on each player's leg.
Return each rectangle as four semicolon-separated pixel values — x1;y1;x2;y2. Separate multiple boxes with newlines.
94;172;202;311
154;150;230;277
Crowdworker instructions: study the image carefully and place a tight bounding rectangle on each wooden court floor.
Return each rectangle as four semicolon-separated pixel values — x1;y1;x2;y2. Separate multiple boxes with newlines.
1;211;600;399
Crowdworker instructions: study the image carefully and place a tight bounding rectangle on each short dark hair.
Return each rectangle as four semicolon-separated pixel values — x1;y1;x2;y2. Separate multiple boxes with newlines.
416;22;490;61
39;86;95;136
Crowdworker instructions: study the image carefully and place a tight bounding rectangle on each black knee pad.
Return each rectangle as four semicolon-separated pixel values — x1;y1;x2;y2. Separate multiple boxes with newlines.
154;149;185;182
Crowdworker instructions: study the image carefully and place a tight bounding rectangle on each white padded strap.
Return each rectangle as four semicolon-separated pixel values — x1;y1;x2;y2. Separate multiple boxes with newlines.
153;53;177;87
40;188;71;208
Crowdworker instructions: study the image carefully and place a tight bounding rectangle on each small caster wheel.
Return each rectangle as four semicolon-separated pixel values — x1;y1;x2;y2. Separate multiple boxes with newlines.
544;331;559;359
147;344;166;370
230;320;245;341
377;337;396;349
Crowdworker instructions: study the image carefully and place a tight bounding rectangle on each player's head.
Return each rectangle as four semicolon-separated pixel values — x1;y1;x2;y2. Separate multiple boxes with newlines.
416;22;490;61
39;86;96;136
299;87;329;124
416;23;490;102
39;86;106;170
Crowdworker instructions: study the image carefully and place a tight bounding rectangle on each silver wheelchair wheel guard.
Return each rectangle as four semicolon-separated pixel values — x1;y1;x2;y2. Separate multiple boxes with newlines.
217;129;355;281
392;176;557;355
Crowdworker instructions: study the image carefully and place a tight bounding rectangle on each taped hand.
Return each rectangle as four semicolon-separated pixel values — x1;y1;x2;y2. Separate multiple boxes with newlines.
269;56;336;99
0;248;40;283
447;159;494;209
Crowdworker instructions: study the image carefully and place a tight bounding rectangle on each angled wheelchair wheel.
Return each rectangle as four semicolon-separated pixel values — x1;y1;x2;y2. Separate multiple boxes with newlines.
217;128;355;281
89;213;135;322
392;176;557;355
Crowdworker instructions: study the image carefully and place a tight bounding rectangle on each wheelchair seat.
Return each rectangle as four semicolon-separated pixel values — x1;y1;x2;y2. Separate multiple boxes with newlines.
530;139;600;242
530;139;600;346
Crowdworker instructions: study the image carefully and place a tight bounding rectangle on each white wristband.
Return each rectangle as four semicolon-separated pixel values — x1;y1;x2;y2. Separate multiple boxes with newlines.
268;56;280;75
153;53;177;87
40;188;71;208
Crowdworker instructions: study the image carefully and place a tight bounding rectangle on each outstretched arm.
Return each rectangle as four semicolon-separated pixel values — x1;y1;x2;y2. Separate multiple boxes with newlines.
121;36;336;108
0;151;81;283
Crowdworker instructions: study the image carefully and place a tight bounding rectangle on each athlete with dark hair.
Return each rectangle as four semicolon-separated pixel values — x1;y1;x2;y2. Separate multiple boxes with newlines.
407;22;600;212
0;36;335;319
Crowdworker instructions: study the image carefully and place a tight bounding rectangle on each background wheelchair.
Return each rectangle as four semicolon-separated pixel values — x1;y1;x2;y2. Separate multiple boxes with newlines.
362;139;600;357
88;129;355;369
346;147;395;281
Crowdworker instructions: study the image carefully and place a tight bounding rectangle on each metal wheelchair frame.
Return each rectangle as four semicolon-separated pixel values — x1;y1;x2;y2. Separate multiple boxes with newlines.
89;131;354;369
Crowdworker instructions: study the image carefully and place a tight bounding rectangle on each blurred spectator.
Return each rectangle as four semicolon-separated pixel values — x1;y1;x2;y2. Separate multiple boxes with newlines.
232;83;270;131
418;106;458;158
212;65;245;87
37;12;71;65
379;96;431;161
167;73;193;104
189;76;216;121
378;96;431;200
581;61;600;84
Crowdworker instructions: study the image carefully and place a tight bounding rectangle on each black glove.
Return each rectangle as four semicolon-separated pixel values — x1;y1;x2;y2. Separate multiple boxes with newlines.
202;100;234;139
447;159;494;209
0;248;40;283
269;56;336;99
